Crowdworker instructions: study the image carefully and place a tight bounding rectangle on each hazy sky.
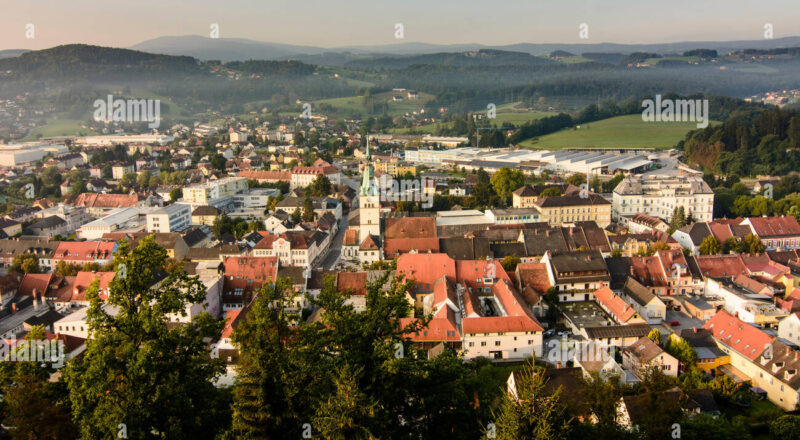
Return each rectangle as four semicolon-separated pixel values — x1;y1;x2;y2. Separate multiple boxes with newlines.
3;0;800;50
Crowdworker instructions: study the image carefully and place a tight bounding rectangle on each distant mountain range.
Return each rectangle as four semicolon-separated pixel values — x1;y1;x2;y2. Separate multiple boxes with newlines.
129;35;800;63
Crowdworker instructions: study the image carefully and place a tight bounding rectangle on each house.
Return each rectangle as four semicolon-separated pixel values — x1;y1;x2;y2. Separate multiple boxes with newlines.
740;216;800;251
290;166;341;189
52;241;116;266
703;310;800;411
252;230;329;267
627;249;693;296
0;219;21;237
191;205;219;226
778;313;800;347
221;256;279;310
622;336;679;379
619;277;667;324
66;193;149;218
541;250;610;302
28;216;68;238
592;286;645;324
581;324;653;351
0;238;59;273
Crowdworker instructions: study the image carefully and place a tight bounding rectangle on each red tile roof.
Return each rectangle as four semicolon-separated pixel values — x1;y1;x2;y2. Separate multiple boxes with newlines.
237;170;291;182
18;273;53;298
695;254;748;278
68;193;143;209
72;271;116;301
743;216;800;237
703;310;773;360
53;241;116;262
397;253;457;286
593;286;638;323
337;272;368;296
516;262;552;294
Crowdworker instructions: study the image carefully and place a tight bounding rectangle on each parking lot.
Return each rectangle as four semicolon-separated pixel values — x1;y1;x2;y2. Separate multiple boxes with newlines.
660;310;705;335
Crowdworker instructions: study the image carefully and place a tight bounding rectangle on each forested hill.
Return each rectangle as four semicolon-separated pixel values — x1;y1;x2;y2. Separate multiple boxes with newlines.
344;49;556;70
682;106;800;176
0;44;201;78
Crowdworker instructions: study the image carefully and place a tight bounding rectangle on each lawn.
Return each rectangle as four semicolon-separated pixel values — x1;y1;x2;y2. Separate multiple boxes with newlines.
519;114;715;150
23;118;99;140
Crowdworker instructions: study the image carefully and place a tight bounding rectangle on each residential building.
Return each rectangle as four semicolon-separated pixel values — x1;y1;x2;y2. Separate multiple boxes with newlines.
221;256;279;310
622;336;680;378
534;193;611;228
191;205;219;226
183;177;248;206
147;203;191;233
112;164;135;180
252;230;329;267
620;277;667;324
290;165;342;189
53;241;117;266
612;175;714;222
740;216;800;251
541;250;610;302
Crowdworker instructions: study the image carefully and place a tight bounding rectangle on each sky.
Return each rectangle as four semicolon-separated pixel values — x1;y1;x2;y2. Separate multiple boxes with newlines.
2;0;800;50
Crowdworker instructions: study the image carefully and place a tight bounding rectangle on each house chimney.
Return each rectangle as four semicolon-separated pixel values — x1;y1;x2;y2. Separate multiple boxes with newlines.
788;346;793;355
11;303;16;314
556;362;562;369
629;266;635;275
693;327;698;333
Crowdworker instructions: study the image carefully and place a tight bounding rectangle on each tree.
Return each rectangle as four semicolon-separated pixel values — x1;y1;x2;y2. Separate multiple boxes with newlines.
10;253;40;274
136;170;152;189
501;255;521;272
580;372;625;438
565;173;586;187
742;233;765;254
698;235;722;255
69;180;86;195
54;260;80;277
211;153;227;171
490;167;525;202
64;236;228;439
310;174;332;197
539;187;562;197
610;247;623;258
668;206;686;234
212;211;233;239
770;415;800;439
664;335;697;368
25;324;46;341
169;187;183;201
119;172;137;189
312;364;377;440
1;365;78;440
492;362;572;440
722;237;744;254
302;196;315;222
648;328;662;344
291;208;301;224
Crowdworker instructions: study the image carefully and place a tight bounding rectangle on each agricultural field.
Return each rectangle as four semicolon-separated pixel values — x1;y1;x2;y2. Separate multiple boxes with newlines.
519;114;716;150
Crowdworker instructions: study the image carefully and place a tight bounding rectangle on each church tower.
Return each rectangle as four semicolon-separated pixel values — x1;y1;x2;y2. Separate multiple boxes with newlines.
359;137;381;242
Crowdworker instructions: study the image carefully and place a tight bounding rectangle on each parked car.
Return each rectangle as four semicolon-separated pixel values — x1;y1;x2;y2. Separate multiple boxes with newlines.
543;329;556;338
669;321;680;326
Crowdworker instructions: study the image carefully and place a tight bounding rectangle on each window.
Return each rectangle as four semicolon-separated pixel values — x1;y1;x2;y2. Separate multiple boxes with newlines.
480;341;486;347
